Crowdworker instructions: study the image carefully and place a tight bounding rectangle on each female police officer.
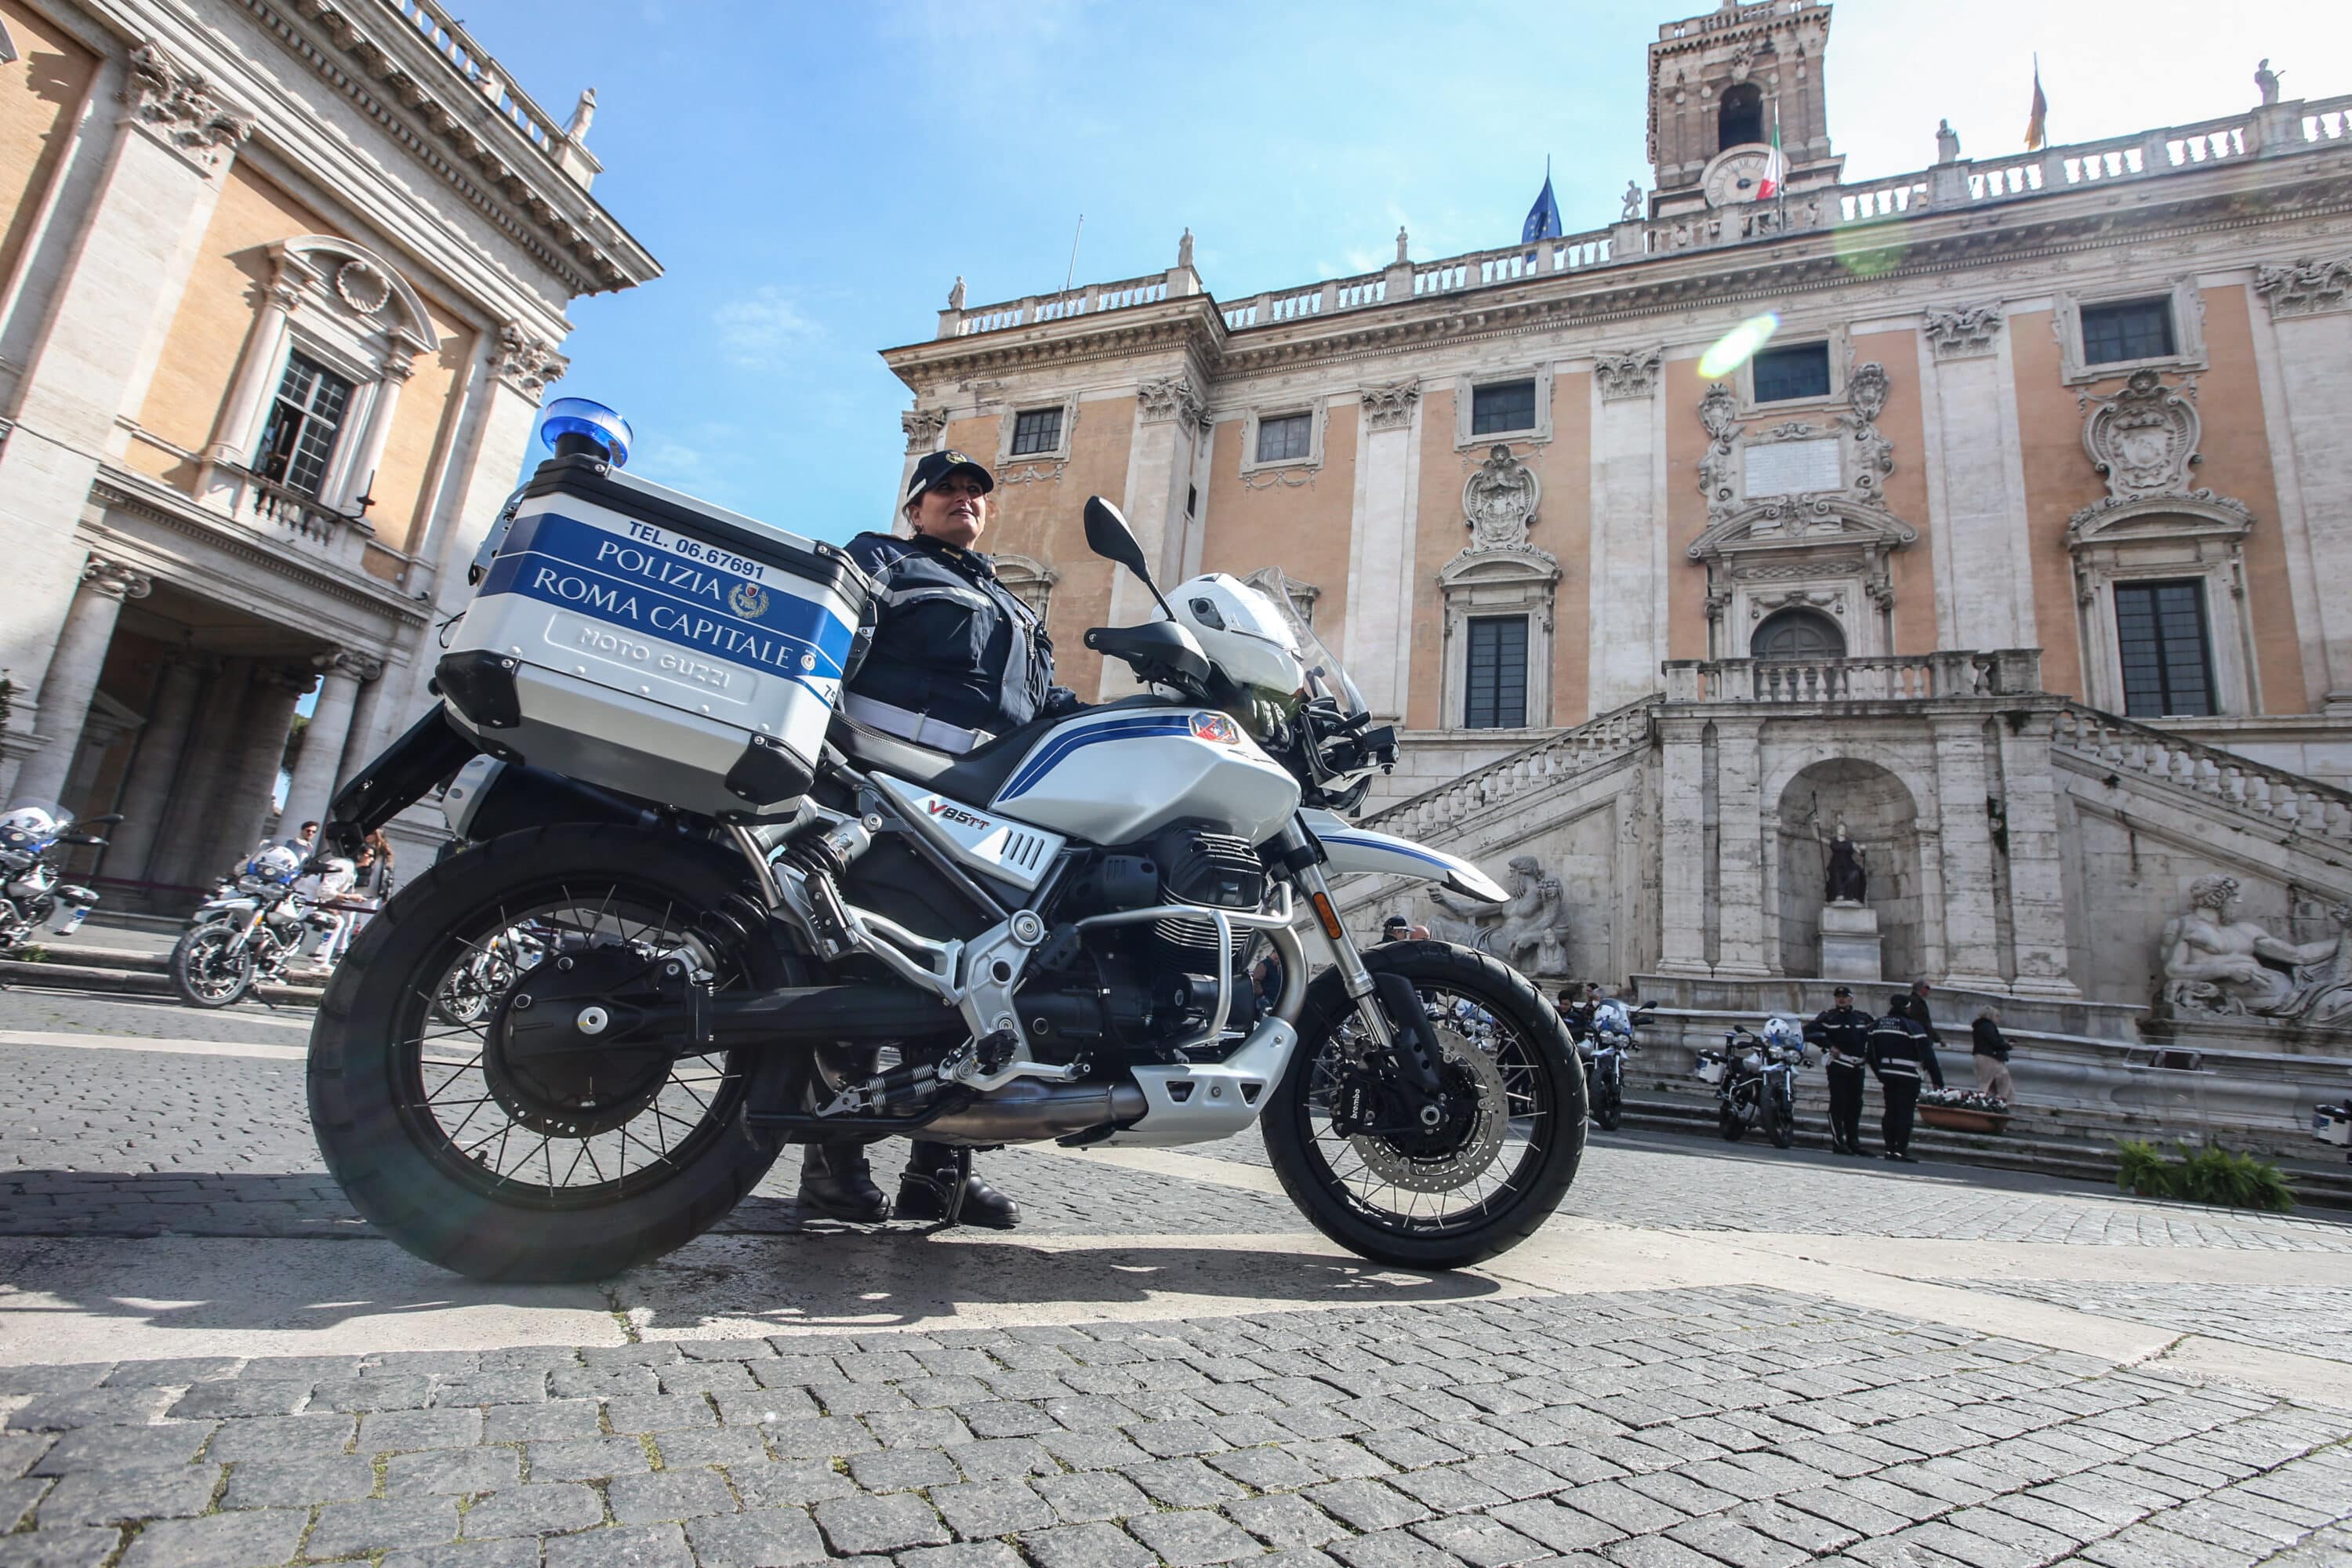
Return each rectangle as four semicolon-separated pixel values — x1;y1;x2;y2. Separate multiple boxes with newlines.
795;448;1074;1229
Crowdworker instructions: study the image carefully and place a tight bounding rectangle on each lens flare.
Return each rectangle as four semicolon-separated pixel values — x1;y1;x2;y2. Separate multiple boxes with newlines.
1832;219;1906;280
1698;311;1780;381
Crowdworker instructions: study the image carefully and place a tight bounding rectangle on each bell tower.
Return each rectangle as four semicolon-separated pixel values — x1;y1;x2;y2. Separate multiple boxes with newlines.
1645;0;1842;219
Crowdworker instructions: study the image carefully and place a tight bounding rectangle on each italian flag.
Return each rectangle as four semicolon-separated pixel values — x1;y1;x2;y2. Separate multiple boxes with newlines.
1757;114;1784;201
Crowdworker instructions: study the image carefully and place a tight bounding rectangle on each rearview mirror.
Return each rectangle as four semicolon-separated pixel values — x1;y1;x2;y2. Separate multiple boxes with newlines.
1083;496;1173;621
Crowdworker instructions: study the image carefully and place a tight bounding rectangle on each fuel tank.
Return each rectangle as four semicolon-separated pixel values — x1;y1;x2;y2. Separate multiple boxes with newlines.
985;704;1299;844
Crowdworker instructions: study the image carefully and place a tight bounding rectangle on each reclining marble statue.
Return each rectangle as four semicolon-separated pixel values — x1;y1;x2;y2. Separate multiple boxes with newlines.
2160;874;2352;1025
1427;854;1572;976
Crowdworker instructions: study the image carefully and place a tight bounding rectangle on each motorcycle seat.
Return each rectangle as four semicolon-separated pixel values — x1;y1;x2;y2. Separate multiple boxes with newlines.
827;696;1170;808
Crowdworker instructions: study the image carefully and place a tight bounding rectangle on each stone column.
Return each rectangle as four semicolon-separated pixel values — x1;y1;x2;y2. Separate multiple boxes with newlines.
1588;350;1668;710
1711;713;1771;977
201;247;315;486
1655;715;1712;977
10;557;152;804
1915;309;2035;652
0;42;250;746
333;346;417;514
334;652;405;797
1104;378;1206;698
209;665;314;873
1930;714;2009;989
97;653;210;883
279;652;378;834
1995;707;2082;997
147;658;253;892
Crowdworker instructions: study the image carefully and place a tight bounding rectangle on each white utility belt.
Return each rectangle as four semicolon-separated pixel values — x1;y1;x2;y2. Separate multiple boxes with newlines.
843;695;996;757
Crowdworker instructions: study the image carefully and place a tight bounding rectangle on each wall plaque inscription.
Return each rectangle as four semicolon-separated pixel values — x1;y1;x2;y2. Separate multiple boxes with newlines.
1745;437;1842;499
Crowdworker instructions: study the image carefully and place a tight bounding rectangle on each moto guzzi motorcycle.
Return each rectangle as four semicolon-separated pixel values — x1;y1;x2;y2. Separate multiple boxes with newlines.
1696;1017;1808;1149
0;802;118;950
1576;999;1652;1133
310;401;1585;1282
170;847;353;1007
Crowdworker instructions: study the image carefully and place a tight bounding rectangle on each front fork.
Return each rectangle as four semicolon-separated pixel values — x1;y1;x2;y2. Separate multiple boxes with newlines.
1275;819;1449;1104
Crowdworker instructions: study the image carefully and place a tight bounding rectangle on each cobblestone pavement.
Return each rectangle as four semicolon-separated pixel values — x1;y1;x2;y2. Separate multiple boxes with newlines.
4;992;2352;1566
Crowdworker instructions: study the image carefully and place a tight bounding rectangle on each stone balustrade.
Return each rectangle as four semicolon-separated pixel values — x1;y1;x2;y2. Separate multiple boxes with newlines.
938;94;2352;343
1661;650;2045;704
2051;703;2352;847
232;469;379;573
1360;697;1656;840
390;0;563;152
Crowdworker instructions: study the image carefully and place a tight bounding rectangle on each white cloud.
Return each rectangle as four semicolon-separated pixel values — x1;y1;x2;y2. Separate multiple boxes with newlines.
713;287;818;372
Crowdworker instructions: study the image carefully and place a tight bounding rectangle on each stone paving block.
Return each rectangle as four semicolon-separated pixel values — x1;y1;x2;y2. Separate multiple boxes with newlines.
388;1446;523;1497
1661;1515;1808;1568
542;1522;695;1568
0;1527;118;1568
1224;1493;1343;1549
1598;1532;1748;1568
1129;1419;1230;1459
1208;1445;1327;1494
602;1395;716;1434
683;1507;826;1568
34;1463;220;1525
483;1400;602;1445
526;1437;654;1483
1036;1429;1148;1473
946;1439;1055;1482
194;1414;352;1465
1726;1498;1861;1556
1386;1465;1512;1515
755;1417;875;1461
606;1469;738;1524
1323;1526;1462;1568
312;1374;437;1414
0;1478;49;1531
431;1372;550;1407
1305;1479;1430;1534
1033;1469;1152;1525
1409;1515;1551;1568
958;1401;1057;1439
859;1409;971;1450
1486;1500;1623;1555
383;1540;541;1568
1124;1458;1247;1508
0;1368;111;1397
461;1483;607;1539
931;1479;1054;1540
728;1461;854;1510
31;1425;210;1475
0;1436;53;1481
8;1389;178;1432
709;1390;821;1429
844;1448;958;1493
1018;1521;1158;1568
1127;1508;1267;1566
897;1544;1026;1568
167;1382;310;1421
550;1367;661;1402
358;1409;485;1454
649;1428;767;1471
812;1491;949;1555
655;1362;756;1398
118;1508;307;1568
306;1496;464;1558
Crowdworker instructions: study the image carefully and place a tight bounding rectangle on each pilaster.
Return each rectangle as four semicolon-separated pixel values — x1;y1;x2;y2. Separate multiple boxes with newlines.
1994;706;2082;997
1347;381;1421;722
1711;711;1770;977
1655;714;1711;977
1930;714;2008;989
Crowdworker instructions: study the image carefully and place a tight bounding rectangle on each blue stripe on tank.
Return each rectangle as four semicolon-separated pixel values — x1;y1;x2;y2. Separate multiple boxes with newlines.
996;714;1199;802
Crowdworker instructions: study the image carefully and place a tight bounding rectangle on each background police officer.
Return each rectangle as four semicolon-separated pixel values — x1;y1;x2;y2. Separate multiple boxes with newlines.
1806;985;1873;1156
796;449;1073;1231
1865;991;1945;1162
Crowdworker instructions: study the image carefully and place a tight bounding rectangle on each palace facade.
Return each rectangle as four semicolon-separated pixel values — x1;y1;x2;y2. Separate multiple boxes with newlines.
884;1;2352;1149
0;0;655;897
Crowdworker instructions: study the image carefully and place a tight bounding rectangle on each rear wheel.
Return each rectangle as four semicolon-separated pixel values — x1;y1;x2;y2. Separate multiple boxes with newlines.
171;922;256;1007
1265;941;1584;1271
307;824;797;1282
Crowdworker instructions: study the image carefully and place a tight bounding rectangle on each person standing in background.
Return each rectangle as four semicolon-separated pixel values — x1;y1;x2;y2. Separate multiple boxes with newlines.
1806;985;1873;1156
1971;1006;2016;1103
1866;993;1944;1162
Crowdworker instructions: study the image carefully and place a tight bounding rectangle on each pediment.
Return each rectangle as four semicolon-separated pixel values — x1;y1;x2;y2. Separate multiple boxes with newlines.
1438;543;1559;587
1687;495;1918;564
2066;491;2252;548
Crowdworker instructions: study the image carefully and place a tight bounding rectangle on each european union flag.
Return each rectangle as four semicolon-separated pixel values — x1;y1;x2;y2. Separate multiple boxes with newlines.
1521;165;1563;245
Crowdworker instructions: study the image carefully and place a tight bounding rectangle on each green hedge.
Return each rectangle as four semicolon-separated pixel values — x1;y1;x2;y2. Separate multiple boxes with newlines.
2115;1140;2295;1213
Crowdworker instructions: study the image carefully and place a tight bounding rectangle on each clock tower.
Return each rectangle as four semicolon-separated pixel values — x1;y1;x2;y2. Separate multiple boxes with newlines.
1644;0;1843;220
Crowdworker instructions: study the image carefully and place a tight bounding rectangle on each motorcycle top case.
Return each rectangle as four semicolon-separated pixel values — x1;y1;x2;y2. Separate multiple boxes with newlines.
438;456;868;819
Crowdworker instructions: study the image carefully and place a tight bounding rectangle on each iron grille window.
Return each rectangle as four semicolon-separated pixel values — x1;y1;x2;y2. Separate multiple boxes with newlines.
1465;615;1529;729
1010;406;1063;456
254;352;353;497
2081;299;2176;365
1752;343;1831;403
2114;579;2216;717
1256;412;1312;463
1470;379;1537;436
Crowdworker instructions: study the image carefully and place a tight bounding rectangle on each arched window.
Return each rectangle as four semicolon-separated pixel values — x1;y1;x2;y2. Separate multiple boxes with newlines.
1751;608;1845;661
1719;84;1764;151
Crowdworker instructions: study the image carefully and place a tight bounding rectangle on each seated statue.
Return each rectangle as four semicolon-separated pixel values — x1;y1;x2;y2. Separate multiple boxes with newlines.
1427;854;1571;975
2161;875;2339;1018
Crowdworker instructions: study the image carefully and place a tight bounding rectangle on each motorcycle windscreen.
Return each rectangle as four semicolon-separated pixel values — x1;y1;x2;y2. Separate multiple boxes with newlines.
1299;808;1508;902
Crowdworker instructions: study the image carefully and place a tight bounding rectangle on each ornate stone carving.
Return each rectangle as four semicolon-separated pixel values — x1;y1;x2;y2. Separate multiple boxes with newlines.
492;325;568;400
81;557;153;601
900;408;948;452
2253;254;2352;319
1425;855;1572;977
1359;379;1419;432
1838;364;1894;510
1137;376;1207;429
2080;369;2200;504
318;649;383;682
122;41;254;169
2161;876;2352;1025
1698;382;1741;521
1593;347;1663;401
1461;445;1540;550
1923;303;2004;359
334;260;392;315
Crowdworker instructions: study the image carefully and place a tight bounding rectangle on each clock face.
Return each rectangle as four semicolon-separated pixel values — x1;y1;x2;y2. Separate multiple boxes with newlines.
1704;149;1773;208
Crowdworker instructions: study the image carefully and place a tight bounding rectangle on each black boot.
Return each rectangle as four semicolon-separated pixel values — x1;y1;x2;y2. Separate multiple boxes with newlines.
797;1140;891;1222
897;1141;1019;1229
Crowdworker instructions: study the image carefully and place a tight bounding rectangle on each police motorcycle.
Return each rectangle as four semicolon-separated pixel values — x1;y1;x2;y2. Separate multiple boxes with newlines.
308;400;1586;1283
1577;999;1653;1133
0;802;118;950
171;843;350;1007
1693;1015;1808;1149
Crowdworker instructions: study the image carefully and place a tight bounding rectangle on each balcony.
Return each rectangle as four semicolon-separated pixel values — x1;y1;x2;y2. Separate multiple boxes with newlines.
1662;650;2045;705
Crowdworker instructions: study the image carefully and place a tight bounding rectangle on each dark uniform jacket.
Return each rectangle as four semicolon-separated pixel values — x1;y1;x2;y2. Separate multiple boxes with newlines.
842;532;1069;741
1865;1014;1946;1087
1806;1005;1874;1069
1890;991;1944;1045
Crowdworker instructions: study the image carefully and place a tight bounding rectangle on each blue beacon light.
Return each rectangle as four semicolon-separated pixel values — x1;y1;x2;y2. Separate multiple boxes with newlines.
539;397;633;467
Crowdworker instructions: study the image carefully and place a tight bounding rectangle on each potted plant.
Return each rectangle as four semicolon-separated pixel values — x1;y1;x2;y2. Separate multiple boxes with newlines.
1917;1086;2010;1134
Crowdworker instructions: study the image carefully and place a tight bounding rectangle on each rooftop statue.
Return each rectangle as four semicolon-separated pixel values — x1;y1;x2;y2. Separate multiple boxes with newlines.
2256;59;2283;107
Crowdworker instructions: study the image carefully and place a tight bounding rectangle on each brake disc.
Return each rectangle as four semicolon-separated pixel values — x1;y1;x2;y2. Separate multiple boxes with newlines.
1350;1023;1511;1193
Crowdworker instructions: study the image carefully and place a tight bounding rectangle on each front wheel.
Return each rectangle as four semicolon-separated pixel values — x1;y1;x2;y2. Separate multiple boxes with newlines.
172;922;256;1007
307;824;797;1282
1592;1060;1622;1131
1768;1083;1795;1149
1265;941;1585;1271
1719;1098;1747;1142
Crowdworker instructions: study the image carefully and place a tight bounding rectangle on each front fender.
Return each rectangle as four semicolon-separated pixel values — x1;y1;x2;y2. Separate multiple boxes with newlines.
1299;808;1508;902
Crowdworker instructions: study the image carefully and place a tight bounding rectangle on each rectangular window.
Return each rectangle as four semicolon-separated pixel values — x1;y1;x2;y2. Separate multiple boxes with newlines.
1255;412;1312;463
1465;615;1529;729
253;352;354;497
2081;299;2176;366
2114;579;2216;717
1010;406;1063;456
1470;379;1537;437
1751;342;1831;403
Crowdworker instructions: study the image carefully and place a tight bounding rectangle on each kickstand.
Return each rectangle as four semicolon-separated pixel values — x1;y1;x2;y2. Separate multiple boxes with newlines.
939;1146;972;1228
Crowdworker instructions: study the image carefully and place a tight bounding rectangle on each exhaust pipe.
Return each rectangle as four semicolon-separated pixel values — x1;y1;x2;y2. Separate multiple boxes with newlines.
920;1079;1147;1146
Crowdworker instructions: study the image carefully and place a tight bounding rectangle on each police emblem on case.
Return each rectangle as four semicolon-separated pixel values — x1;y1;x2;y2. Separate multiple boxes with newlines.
728;581;769;619
1190;711;1240;746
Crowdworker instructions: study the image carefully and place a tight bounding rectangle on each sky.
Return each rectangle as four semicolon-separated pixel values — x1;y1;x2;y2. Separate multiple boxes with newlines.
454;0;2346;548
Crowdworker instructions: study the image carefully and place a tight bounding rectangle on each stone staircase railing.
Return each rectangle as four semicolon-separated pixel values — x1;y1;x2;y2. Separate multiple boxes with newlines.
1359;696;1657;840
2051;702;2352;847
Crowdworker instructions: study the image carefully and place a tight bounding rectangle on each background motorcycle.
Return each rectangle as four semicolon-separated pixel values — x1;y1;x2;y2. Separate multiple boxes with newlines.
0;803;118;950
1577;999;1653;1132
308;402;1587;1283
171;851;350;1007
1694;1017;1808;1148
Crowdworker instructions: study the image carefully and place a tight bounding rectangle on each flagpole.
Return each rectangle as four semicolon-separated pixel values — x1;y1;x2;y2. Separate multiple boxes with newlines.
1773;98;1787;236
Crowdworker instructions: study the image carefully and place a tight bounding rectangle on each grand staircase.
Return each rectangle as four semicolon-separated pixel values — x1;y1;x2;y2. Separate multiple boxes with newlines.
1360;695;1658;840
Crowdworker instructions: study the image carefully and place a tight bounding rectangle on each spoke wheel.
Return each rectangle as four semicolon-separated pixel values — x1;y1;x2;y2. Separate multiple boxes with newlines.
1265;941;1584;1269
309;824;797;1281
171;923;256;1007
